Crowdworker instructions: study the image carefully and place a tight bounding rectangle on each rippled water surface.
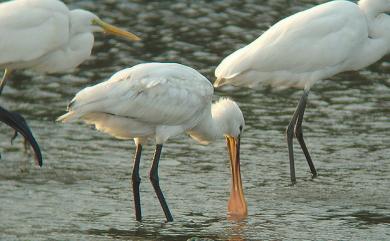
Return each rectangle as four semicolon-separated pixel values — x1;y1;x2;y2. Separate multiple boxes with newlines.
1;0;389;240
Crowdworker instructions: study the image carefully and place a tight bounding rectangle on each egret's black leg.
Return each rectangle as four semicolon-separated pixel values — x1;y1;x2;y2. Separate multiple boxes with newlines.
10;112;28;146
294;92;317;178
0;69;11;95
286;90;309;184
11;129;18;145
10;112;31;153
132;144;142;221
0;106;42;166
149;144;173;222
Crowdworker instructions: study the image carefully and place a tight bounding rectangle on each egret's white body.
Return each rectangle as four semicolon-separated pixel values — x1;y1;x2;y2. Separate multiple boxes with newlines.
0;0;139;90
58;63;247;221
215;0;390;90
214;0;390;184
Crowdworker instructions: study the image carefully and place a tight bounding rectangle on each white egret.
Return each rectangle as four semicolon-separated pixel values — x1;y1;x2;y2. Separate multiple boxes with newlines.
0;0;140;94
214;0;390;184
57;63;247;222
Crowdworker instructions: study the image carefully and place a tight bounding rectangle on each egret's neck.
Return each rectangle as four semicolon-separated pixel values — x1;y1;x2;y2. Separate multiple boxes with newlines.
359;0;390;19
371;14;390;53
363;13;390;59
359;0;390;45
187;104;227;144
352;1;390;67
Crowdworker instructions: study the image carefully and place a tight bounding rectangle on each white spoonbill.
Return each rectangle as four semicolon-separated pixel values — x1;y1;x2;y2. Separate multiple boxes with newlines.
57;63;247;222
0;0;140;94
214;0;390;184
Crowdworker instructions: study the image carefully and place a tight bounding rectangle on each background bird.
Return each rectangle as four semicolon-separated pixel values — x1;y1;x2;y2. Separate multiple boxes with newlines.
214;0;390;184
57;63;247;222
0;0;139;161
0;0;140;94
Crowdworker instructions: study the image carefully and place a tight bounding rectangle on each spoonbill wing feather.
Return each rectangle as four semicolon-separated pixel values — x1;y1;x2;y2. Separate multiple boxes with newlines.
62;63;214;126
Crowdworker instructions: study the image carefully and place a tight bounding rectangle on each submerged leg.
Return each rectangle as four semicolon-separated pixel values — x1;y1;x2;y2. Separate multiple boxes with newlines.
131;144;142;221
294;92;317;178
286;90;309;184
10;112;30;153
10;112;31;153
0;106;42;166
149;144;173;222
0;69;11;95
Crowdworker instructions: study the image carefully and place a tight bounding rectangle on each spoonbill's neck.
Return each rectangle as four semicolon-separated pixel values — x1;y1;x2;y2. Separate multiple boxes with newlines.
187;104;226;144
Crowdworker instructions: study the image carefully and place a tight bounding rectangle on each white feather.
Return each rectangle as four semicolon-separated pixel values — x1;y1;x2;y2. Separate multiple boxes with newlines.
58;63;245;145
0;0;137;74
215;0;390;90
0;0;69;68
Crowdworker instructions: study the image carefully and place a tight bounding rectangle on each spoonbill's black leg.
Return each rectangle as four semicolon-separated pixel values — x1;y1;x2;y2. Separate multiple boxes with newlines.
131;144;142;221
0;106;42;166
286;90;309;184
294;92;317;178
0;69;11;95
149;144;173;222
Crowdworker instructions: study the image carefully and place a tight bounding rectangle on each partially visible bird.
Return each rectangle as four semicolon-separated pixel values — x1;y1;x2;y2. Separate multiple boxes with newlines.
0;0;140;94
57;63;248;222
0;0;139;163
0;106;42;166
214;0;390;184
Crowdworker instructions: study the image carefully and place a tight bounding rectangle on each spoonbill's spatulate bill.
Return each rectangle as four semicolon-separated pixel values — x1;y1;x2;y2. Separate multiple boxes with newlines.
214;0;390;184
0;0;140;95
57;63;247;222
0;106;42;166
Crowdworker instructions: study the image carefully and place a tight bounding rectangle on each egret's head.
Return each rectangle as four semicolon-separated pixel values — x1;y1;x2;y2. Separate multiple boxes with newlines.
212;98;247;220
70;9;140;41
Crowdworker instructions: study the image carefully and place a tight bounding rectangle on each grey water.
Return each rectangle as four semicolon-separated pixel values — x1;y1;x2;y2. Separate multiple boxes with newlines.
1;0;389;240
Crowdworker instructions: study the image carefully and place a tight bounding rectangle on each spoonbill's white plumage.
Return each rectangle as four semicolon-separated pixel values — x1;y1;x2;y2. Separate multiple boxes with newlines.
0;0;140;94
214;0;390;184
57;63;247;222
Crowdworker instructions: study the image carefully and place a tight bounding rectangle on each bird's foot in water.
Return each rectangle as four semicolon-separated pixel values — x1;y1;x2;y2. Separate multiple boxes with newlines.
311;172;318;179
10;112;32;154
11;129;31;154
11;126;32;173
0;107;42;166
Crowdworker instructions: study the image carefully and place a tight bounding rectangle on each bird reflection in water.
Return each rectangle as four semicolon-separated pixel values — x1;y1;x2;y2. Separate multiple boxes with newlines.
226;220;247;241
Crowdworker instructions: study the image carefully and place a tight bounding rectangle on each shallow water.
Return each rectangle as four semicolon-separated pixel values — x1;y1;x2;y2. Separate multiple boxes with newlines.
1;0;389;240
